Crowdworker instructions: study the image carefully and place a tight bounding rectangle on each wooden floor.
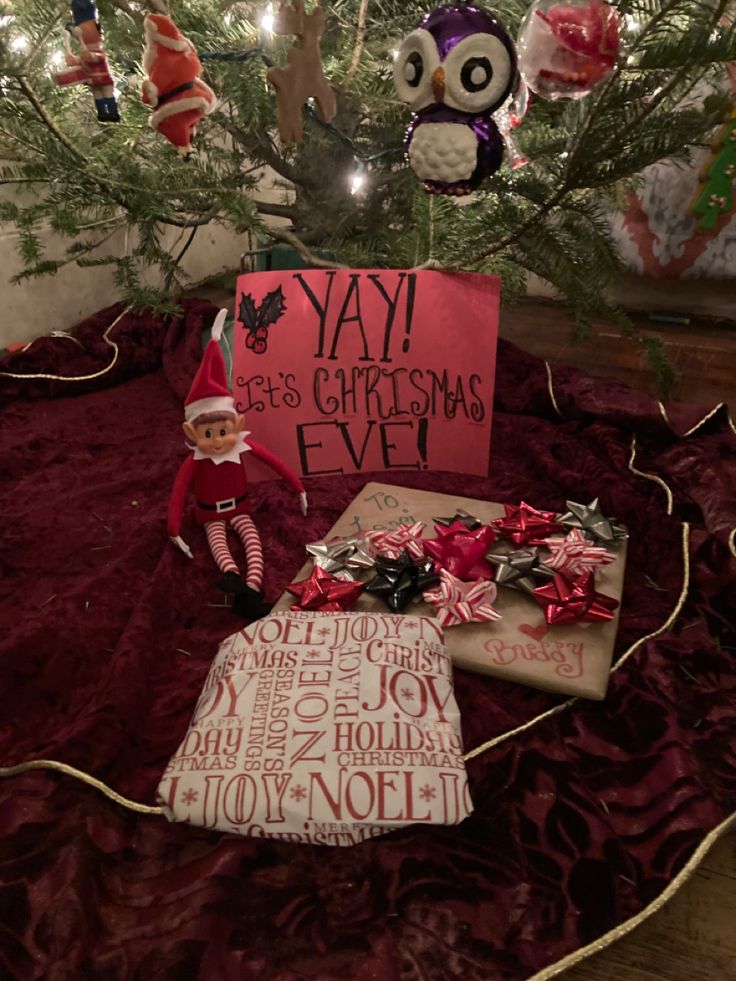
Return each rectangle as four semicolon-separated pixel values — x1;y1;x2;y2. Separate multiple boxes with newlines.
499;298;736;407
500;299;736;981
196;284;736;980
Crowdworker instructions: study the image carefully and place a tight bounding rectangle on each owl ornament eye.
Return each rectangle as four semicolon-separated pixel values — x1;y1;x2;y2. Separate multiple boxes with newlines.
393;30;440;111
393;3;518;199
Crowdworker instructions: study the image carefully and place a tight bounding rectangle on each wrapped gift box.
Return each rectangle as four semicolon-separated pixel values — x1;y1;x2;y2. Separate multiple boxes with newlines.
274;483;628;700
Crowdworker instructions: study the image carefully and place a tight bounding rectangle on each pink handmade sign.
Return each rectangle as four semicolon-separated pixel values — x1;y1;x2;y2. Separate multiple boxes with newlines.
232;269;499;479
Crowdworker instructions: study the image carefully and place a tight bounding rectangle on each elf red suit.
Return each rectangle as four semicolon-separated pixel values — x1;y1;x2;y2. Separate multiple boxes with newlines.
168;309;307;618
141;14;216;156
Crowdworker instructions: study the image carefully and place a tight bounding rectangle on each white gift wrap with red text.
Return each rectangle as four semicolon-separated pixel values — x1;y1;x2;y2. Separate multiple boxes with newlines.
157;612;473;846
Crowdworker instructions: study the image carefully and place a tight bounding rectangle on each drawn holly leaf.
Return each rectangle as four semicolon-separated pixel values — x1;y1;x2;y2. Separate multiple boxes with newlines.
257;286;287;329
238;292;259;331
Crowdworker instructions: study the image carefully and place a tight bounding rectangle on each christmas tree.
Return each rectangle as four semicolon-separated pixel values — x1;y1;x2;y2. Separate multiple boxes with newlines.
0;0;734;382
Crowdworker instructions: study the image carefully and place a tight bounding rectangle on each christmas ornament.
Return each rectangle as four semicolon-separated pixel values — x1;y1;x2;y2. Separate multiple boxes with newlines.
544;528;615;575
491;501;563;545
141;14;216;157
364;551;439;612
423;520;496;580
533;570;618;625
486;545;554;592
167;309;307;620
690;108;736;230
305;535;376;577
433;508;482;530
287;565;365;612
557;498;627;544
423;569;502;626
494;77;530;169
364;521;427;560
517;0;619;101
266;0;337;144
393;2;517;197
54;0;119;123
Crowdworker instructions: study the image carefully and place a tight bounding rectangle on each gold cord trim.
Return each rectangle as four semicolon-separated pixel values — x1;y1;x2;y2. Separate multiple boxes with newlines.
658;400;730;438
0;306;130;383
464;521;690;762
628;435;674;515
526;809;736;981
0;759;164;815
544;361;563;417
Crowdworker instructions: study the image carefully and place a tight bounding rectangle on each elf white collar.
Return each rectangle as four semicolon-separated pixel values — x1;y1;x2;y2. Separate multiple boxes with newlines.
192;431;251;465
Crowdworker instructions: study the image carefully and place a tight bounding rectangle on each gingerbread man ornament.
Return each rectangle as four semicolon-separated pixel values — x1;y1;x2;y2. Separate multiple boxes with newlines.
267;0;337;143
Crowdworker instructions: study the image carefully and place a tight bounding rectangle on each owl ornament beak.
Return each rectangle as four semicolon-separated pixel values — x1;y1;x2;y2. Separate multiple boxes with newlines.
431;66;445;102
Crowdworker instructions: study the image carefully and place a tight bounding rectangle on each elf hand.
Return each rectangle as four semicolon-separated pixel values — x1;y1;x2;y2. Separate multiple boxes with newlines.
300;491;308;517
170;535;194;559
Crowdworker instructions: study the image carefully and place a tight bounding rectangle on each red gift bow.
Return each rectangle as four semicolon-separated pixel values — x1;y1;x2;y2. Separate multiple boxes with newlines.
533;570;618;625
423;521;496;580
287;565;365;612
363;521;426;560
423;569;502;628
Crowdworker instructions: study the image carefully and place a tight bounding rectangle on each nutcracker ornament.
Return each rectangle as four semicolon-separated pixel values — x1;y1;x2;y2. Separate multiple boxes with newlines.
393;1;517;197
54;0;119;123
167;310;308;619
517;0;620;101
141;14;216;157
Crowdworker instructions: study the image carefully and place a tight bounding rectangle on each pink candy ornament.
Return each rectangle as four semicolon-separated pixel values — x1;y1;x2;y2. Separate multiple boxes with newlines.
517;0;620;101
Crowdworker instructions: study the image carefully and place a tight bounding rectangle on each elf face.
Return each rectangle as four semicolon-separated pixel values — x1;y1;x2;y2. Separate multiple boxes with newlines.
183;413;244;456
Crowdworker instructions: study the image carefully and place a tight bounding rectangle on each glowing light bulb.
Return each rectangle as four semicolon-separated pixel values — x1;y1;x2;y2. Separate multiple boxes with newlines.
50;49;65;67
261;3;274;33
350;168;366;196
391;47;399;60
10;35;29;52
0;14;15;28
624;14;638;33
113;84;121;98
224;10;233;26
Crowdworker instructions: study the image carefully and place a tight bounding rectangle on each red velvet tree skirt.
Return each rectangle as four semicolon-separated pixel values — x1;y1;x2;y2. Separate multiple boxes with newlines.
0;301;734;980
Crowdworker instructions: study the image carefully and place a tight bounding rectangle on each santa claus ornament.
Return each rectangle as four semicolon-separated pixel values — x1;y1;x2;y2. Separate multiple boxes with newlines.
517;0;620;101
393;1;517;197
167;309;308;619
141;14;216;157
55;0;119;123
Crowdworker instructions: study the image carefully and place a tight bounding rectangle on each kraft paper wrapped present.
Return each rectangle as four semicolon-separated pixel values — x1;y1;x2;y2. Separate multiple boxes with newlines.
157;611;473;845
273;483;628;700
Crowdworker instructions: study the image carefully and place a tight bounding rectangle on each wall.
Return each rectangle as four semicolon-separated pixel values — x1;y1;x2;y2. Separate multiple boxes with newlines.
0;220;247;348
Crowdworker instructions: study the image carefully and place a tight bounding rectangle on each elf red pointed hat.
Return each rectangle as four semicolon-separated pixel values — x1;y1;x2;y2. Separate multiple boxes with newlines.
184;310;235;421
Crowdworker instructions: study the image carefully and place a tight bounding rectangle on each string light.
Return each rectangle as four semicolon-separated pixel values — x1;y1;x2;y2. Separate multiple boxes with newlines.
261;3;275;33
391;47;399;59
50;49;65;67
10;35;29;52
350;161;366;195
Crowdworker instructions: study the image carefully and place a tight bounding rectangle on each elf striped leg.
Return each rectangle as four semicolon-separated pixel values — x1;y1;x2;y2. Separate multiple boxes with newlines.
231;514;264;590
204;520;239;574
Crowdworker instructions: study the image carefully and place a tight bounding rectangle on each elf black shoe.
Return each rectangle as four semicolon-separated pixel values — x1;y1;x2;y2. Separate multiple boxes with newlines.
217;571;249;594
232;586;273;621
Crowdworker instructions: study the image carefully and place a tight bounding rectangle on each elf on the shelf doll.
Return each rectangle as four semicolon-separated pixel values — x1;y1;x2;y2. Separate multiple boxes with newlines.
168;310;307;618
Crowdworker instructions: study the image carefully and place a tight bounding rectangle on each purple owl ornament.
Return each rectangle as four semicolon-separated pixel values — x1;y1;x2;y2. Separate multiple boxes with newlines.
393;2;517;197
